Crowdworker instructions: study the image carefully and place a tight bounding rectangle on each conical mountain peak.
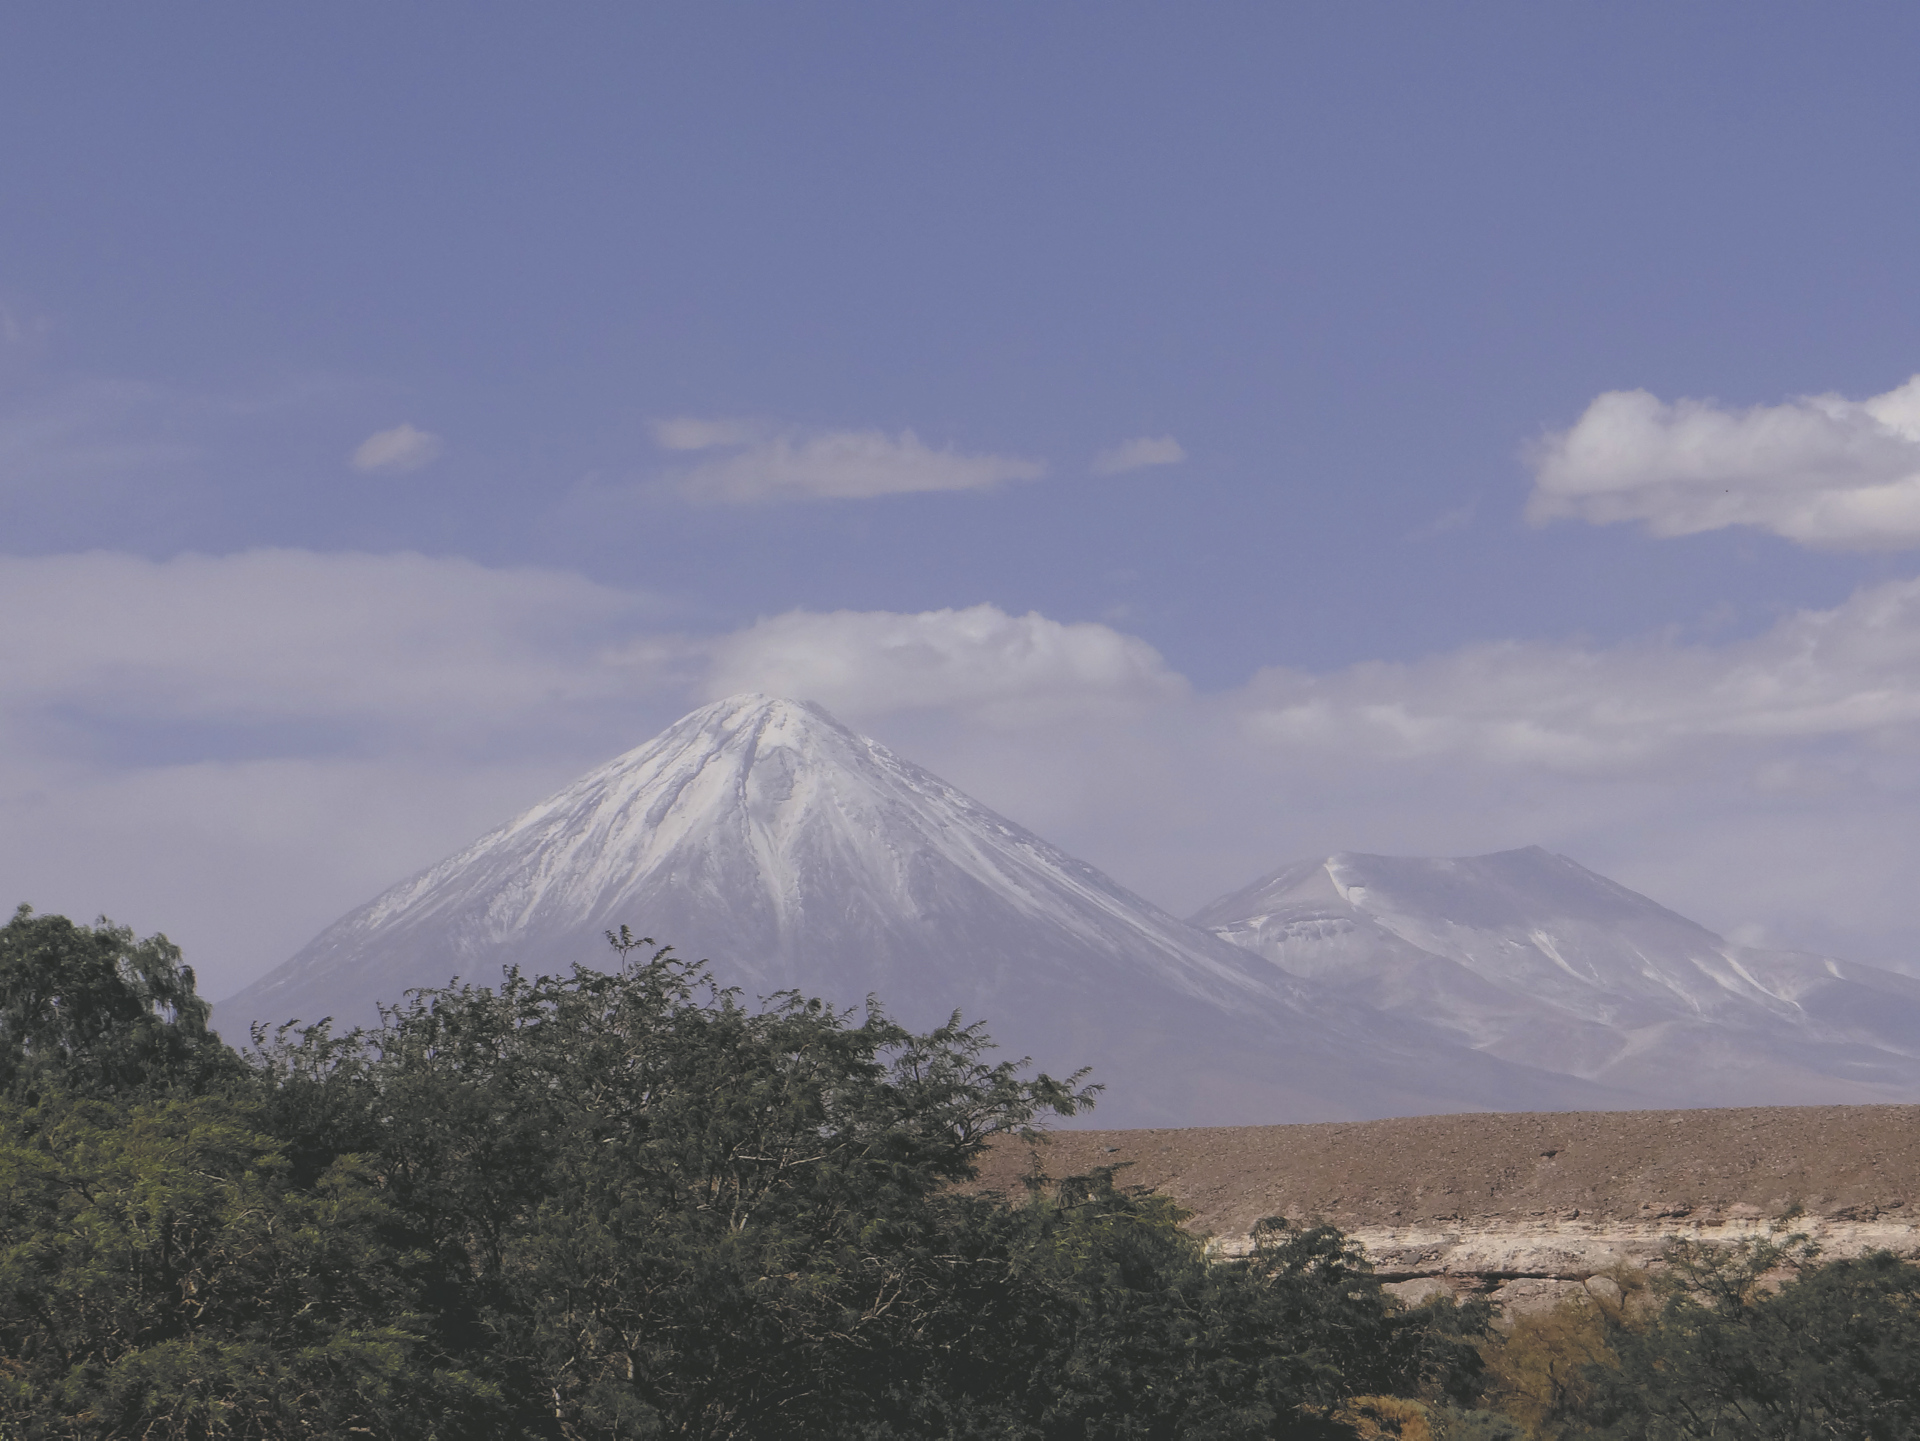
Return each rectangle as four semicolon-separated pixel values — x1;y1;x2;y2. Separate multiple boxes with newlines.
222;702;1619;1125
226;692;1297;1042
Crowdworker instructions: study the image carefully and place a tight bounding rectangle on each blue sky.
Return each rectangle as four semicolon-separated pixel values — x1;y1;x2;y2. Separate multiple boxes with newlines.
5;4;1920;998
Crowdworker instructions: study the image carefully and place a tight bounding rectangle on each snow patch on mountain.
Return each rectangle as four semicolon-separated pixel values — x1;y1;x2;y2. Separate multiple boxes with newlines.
221;697;1617;1126
1195;847;1920;1106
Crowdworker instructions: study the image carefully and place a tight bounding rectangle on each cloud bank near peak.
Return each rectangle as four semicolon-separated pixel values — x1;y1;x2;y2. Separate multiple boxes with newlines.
13;547;1920;998
704;604;1185;721
653;418;1045;504
1529;375;1920;549
694;582;1920;971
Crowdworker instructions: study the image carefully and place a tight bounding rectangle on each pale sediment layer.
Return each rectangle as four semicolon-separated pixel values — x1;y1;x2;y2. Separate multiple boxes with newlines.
1346;1213;1918;1313
972;1105;1920;1312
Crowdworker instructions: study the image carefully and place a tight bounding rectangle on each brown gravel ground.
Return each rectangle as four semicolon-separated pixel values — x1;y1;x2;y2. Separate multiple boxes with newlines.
968;1106;1920;1241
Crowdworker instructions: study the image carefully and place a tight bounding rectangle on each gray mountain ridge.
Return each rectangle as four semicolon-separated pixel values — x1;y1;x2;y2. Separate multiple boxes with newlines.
219;694;1621;1126
1192;847;1920;1108
222;695;1920;1123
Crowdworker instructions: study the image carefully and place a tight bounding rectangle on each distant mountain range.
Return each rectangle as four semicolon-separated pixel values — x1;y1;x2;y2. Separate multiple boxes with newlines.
1195;848;1920;1109
221;695;1920;1125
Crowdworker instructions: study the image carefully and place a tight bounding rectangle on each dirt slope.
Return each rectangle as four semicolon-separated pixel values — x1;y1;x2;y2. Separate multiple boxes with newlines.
974;1105;1920;1242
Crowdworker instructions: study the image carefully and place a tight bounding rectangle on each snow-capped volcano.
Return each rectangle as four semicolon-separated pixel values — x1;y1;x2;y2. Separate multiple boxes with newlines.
1195;847;1920;1106
222;696;1611;1125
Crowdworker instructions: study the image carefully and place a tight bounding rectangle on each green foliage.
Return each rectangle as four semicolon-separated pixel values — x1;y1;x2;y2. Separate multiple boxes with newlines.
0;1093;495;1438
240;935;1496;1438
973;1179;1492;1440
246;938;1103;1437
1580;1231;1920;1440
1481;1228;1920;1441
1479;1270;1646;1439
0;906;236;1103
1;913;1506;1439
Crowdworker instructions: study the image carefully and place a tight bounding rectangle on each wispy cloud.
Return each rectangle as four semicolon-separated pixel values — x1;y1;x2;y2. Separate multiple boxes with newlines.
17;551;1920;997
1528;375;1920;549
1091;435;1185;475
351;422;444;474
650;416;770;451
0;302;53;360
0;549;683;997
697;583;1920;965
1236;575;1920;770
1404;501;1476;542
0;549;670;743
0;379;205;495
654;418;1045;504
0;370;377;551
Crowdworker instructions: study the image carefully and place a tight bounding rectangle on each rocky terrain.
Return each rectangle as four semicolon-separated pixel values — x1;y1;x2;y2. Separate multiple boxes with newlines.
974;1105;1920;1313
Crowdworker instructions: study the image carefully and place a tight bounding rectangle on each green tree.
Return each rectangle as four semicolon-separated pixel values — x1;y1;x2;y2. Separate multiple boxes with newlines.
2;911;1503;1439
0;906;236;1103
920;1172;1492;1440
246;937;1492;1438
0;1092;496;1439
1581;1232;1920;1440
247;936;1097;1438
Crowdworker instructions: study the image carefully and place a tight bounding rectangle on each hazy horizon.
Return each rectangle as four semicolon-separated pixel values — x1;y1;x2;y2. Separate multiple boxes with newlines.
5;4;1920;998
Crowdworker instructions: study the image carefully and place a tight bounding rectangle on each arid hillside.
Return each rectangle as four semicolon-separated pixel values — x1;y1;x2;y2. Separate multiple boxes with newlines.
979;1105;1920;1234
974;1106;1920;1309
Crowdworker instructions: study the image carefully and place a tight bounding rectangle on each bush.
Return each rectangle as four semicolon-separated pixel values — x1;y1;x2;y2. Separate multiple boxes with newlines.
4;915;1502;1439
0;1093;495;1438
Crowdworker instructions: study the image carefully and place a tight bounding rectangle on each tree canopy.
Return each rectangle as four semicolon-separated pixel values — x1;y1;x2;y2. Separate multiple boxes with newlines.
1485;1227;1920;1441
19;910;1911;1439
0;906;235;1102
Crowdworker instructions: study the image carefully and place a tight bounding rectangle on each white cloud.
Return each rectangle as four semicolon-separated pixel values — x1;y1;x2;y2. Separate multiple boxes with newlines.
1091;435;1186;475
660;422;1046;504
0;549;688;753
695;585;1920;973
351;422;444;473
17;548;1920;1004
1237;576;1920;770
650;416;771;451
1529;375;1920;548
704;604;1185;722
0;548;692;998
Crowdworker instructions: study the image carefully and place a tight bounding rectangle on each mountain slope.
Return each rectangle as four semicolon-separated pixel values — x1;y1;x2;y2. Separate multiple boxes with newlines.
1194;847;1920;1106
221;697;1616;1125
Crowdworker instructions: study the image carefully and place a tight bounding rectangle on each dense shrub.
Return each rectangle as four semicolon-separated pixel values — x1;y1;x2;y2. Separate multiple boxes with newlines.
1485;1229;1920;1440
0;913;1498;1438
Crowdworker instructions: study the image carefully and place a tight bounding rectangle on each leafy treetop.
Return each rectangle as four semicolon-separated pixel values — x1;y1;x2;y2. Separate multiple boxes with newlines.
0;904;237;1102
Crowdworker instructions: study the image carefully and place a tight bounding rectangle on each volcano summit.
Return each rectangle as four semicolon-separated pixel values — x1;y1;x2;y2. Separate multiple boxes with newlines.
222;695;1608;1125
